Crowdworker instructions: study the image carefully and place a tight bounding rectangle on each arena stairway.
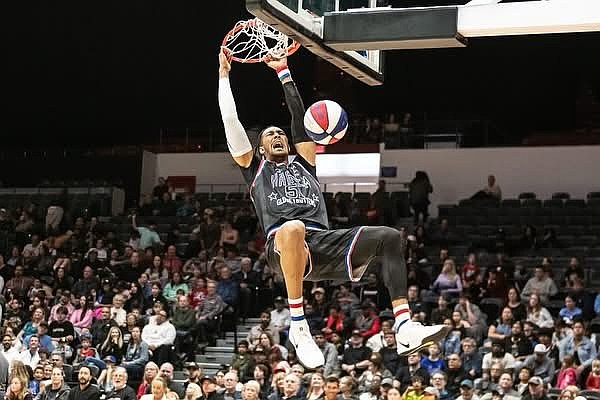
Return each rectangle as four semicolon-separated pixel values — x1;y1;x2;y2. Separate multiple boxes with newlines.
173;318;259;380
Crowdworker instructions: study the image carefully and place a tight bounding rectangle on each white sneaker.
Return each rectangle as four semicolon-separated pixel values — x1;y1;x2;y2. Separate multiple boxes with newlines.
395;320;451;356
288;320;324;369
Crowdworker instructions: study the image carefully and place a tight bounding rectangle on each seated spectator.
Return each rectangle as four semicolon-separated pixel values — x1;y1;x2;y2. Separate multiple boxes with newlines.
445;353;467;398
359;272;390;311
440;317;463;357
481;373;519;400
586;358;600;390
247;311;280;350
217;266;239;308
420;343;444;375
526;293;555;329
163;271;189;305
314;331;339;377
333;283;359;317
341;330;372;377
558;319;597;375
555;354;577;389
430;295;452;325
366;319;393;353
470;175;502;201
171;296;196;358
141;309;176;365
521;266;558;304
461;253;481;298
562;257;584;288
235;257;261;319
487;307;514;342
162;245;183;275
358;352;392;392
455;379;476;400
355;302;381;340
482;340;516;380
192;279;225;347
358;374;381;400
519;344;555;386
505;287;526;322
431;260;462;299
48;306;75;358
429;371;452;400
120;325;149;380
460;338;482;380
508;321;533;363
519;225;538;251
559;295;582;326
396;352;430;393
521;376;547;400
516;367;532;395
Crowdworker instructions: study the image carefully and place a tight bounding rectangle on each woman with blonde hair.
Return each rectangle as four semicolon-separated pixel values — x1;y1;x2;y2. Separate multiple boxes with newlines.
9;361;31;385
141;377;169;400
306;372;325;400
5;375;32;400
431;259;462;298
184;383;202;400
98;326;125;364
242;381;261;400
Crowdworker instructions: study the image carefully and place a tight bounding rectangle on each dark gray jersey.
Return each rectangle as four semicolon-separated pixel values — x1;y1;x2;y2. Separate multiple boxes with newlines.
241;154;329;235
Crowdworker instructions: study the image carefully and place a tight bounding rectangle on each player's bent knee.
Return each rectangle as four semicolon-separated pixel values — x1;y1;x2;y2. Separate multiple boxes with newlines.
276;220;306;247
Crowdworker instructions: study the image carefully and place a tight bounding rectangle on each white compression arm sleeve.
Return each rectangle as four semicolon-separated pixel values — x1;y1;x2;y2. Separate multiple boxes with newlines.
218;77;253;157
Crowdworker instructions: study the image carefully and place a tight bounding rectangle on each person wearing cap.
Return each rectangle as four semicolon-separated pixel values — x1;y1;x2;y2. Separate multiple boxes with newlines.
423;386;440;400
230;341;252;382
456;379;479;400
271;296;291;344
98;355;118;392
183;362;203;389
519;343;555;385
521;376;548;400
200;375;224;400
341;330;372;376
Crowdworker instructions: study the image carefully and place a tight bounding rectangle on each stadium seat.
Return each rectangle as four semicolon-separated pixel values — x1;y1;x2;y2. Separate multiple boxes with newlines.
565;199;586;208
543;199;563;208
518;192;536;200
521;199;541;208
501;199;520;207
552;192;570;200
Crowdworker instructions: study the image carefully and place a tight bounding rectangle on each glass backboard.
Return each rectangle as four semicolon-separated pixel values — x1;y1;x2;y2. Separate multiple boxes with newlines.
246;0;385;86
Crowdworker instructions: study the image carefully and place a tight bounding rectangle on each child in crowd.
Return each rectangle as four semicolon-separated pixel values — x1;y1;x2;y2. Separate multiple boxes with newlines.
586;359;600;390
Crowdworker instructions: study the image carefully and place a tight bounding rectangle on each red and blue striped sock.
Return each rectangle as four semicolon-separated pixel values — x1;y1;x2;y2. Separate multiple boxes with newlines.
289;297;305;322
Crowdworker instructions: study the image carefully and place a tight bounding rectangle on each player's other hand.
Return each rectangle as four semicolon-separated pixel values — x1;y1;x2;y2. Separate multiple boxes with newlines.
264;54;287;71
219;48;232;77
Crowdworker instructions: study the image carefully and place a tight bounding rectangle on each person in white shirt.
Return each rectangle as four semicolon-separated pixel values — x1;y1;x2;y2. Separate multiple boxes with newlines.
141;310;176;365
366;319;393;353
110;294;127;327
18;334;40;368
0;334;20;374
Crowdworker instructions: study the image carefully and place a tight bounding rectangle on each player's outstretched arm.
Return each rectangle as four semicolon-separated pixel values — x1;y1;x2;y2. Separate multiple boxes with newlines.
218;50;253;168
265;55;317;166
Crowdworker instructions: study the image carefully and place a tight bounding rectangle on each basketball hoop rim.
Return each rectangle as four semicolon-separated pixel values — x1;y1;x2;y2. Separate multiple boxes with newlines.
221;18;301;63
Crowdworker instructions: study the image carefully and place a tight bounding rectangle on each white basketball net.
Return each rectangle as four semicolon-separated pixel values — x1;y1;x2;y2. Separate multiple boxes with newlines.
222;18;298;63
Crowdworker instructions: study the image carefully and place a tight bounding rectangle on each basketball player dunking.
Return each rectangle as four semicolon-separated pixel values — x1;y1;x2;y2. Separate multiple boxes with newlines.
217;50;449;368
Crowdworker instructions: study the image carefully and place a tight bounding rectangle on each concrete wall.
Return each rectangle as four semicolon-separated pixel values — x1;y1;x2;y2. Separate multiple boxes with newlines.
381;146;600;216
149;146;600;216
